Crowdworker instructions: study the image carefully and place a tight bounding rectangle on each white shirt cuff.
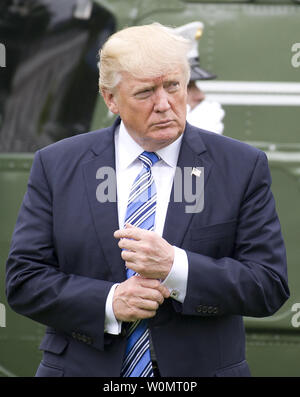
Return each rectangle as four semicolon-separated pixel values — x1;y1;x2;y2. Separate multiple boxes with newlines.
162;246;188;303
104;283;122;335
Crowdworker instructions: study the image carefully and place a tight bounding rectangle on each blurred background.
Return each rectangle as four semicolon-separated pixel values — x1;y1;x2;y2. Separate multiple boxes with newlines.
0;0;300;377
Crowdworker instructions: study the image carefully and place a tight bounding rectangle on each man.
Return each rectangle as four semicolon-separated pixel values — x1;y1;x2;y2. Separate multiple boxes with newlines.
175;21;225;134
6;23;289;377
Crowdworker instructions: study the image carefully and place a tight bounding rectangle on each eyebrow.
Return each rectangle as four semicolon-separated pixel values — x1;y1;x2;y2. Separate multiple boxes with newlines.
133;77;180;92
134;84;154;93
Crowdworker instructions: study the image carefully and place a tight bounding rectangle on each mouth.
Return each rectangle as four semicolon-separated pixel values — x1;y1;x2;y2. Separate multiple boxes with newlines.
153;120;174;128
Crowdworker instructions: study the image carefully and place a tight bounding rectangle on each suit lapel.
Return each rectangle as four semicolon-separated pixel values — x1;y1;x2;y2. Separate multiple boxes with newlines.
82;118;126;282
163;123;213;247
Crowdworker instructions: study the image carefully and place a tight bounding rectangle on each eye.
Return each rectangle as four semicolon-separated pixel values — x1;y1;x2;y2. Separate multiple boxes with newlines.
165;81;180;92
134;89;153;99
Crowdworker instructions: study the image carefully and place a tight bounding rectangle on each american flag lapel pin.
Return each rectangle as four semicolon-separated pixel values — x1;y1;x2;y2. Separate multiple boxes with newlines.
191;167;201;177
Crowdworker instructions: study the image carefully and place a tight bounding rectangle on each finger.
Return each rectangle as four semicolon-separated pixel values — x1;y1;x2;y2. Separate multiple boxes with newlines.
130;276;164;299
157;283;171;299
124;261;140;276
125;258;157;278
134;276;161;289
121;249;137;262
137;298;160;311
125;223;135;229
138;278;169;301
128;308;157;322
138;287;165;305
114;225;144;240
118;237;140;251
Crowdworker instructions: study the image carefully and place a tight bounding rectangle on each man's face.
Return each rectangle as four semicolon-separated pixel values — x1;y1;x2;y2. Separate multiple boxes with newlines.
187;81;205;110
103;68;187;151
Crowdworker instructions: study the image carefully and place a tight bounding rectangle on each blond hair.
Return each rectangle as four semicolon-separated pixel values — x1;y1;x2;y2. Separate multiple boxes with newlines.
98;23;191;94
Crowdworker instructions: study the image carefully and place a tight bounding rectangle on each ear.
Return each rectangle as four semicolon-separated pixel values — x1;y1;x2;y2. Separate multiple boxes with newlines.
102;89;119;114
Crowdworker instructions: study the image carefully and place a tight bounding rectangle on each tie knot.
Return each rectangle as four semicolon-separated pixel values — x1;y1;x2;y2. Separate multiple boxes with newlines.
138;151;160;168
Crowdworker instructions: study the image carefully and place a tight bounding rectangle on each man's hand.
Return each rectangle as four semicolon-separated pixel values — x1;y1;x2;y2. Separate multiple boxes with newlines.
114;224;175;280
112;276;170;322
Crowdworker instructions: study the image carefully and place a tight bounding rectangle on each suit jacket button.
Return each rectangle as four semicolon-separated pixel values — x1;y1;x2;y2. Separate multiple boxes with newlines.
202;306;208;313
196;305;202;313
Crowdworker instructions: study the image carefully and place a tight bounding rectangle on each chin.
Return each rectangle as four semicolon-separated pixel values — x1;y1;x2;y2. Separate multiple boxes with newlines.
145;131;181;151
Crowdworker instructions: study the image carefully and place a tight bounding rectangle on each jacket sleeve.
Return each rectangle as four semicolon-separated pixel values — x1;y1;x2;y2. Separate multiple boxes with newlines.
181;151;290;317
5;150;113;351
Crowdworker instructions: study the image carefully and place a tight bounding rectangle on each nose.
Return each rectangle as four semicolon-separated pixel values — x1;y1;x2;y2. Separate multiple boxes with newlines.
153;88;171;113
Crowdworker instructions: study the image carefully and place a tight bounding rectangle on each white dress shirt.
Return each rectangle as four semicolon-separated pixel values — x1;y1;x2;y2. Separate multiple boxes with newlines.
104;121;189;334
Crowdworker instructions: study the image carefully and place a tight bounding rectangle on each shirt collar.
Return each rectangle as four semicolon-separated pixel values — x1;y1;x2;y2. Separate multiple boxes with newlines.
116;120;183;170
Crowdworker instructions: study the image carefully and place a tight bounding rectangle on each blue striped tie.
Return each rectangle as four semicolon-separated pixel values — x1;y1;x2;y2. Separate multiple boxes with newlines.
120;151;160;377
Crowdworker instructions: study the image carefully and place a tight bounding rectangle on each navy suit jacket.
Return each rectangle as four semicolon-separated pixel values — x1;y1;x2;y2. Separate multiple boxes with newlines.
6;118;289;377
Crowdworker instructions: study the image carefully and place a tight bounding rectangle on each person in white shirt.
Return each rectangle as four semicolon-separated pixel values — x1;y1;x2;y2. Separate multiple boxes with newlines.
174;21;225;135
